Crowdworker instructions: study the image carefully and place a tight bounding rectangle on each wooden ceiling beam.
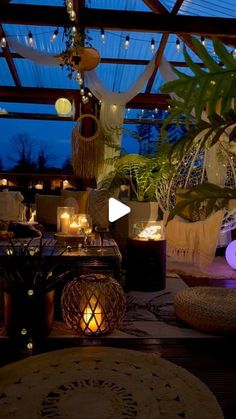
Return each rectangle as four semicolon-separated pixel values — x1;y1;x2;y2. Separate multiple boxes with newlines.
1;5;236;38
0;24;21;86
0;112;73;121
0;52;205;67
145;0;184;93
0;86;170;109
80;8;236;38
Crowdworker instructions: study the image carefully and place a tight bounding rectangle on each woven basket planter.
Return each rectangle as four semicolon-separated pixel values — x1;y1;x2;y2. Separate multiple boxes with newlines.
174;286;236;334
61;273;126;336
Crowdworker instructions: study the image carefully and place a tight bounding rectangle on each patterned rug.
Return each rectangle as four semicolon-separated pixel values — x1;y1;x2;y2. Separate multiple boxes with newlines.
51;276;218;339
0;347;224;419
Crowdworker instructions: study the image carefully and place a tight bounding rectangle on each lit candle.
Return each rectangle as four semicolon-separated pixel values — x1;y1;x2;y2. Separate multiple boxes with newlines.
79;216;89;229
60;212;70;234
69;221;79;235
80;297;103;333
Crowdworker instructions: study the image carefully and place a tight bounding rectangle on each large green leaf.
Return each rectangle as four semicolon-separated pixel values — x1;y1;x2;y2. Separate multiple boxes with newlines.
166;183;236;224
161;38;236;128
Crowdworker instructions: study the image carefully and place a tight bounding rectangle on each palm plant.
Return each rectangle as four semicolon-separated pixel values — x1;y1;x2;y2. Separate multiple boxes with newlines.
160;38;236;221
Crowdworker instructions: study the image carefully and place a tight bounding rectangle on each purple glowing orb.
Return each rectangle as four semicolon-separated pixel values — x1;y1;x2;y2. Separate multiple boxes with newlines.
225;240;236;269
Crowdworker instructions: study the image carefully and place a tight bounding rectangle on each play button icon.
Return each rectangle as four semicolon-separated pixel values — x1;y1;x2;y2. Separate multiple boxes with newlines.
108;198;131;222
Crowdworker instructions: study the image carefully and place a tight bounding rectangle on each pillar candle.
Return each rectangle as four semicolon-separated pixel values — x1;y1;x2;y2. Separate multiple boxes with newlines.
60;212;70;234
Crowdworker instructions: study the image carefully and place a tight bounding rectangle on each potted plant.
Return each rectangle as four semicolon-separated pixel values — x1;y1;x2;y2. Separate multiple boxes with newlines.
97;147;174;244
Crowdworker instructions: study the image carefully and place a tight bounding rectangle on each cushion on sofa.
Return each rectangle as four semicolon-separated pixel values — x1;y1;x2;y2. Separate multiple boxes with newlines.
35;194;64;228
61;190;90;213
87;189;109;228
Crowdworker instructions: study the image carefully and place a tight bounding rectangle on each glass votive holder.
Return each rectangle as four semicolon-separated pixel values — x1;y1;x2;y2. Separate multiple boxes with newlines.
69;214;81;235
132;220;164;241
78;213;93;234
57;206;75;234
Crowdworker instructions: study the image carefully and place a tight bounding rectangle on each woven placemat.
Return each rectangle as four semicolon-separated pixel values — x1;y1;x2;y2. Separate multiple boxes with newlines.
0;347;223;418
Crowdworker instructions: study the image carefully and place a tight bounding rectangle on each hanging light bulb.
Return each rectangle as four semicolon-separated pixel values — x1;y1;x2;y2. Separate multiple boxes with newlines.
201;36;205;46
28;32;34;47
71;26;77;35
0;36;6;48
233;48;236;59
101;28;105;44
176;39;180;52
50;28;59;43
125;35;130;50
67;1;73;12
151;38;155;54
69;10;76;21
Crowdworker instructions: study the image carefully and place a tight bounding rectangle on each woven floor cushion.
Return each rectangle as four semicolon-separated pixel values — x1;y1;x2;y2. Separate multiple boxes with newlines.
174;286;236;334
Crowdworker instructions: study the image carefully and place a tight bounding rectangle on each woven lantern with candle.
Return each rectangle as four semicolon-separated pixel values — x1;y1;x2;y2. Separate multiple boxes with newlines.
61;273;126;336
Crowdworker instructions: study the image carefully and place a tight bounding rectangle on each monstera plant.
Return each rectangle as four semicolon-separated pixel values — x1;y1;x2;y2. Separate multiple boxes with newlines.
160;37;236;221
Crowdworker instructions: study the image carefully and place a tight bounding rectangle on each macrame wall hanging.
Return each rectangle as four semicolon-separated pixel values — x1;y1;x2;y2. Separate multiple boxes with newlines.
72;113;103;179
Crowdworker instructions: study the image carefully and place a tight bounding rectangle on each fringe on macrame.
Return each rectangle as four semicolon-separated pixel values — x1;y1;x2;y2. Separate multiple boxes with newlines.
71;114;104;179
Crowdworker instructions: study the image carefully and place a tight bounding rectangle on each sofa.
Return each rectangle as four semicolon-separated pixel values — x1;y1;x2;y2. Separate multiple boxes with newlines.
35;189;109;231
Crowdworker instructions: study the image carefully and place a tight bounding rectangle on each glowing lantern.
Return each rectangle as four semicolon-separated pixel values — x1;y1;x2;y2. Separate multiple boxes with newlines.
55;98;72;115
225;240;236;269
61;274;126;336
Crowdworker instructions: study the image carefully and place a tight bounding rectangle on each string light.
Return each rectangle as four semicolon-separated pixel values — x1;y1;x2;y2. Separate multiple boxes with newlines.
176;39;180;52
69;10;76;21
0;36;6;48
201;36;205;46
125;35;130;50
66;0;73;12
101;28;105;44
151;38;155;54
50;28;58;43
233;48;236;59
150;38;155;53
71;26;77;35
28;31;34;47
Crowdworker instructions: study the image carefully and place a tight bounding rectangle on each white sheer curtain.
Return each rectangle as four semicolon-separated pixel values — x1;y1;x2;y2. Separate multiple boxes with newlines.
85;57;156;181
7;35;157;182
7;36;60;66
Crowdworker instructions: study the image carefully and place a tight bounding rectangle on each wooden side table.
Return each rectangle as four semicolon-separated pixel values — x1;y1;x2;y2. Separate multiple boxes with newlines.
126;238;166;291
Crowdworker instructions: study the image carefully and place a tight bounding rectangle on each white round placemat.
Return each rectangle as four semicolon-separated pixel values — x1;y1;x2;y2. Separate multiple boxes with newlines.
0;347;224;418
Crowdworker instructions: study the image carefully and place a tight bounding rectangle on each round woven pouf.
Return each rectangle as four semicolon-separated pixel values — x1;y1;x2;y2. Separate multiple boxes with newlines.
61;273;126;336
174;286;236;334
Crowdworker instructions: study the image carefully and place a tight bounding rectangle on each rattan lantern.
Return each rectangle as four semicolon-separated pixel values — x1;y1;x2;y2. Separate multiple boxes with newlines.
61;274;126;336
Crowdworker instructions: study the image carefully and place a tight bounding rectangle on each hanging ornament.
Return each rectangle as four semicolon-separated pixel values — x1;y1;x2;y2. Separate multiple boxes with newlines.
72;114;103;179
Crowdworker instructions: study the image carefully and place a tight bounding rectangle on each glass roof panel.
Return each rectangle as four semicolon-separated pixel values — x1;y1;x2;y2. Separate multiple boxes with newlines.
13;58;79;89
95;63;150;93
0;59;15;86
89;0;150;11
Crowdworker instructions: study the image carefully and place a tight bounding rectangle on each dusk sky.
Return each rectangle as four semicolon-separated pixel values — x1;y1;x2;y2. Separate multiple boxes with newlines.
0;117;74;169
0;115;140;170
